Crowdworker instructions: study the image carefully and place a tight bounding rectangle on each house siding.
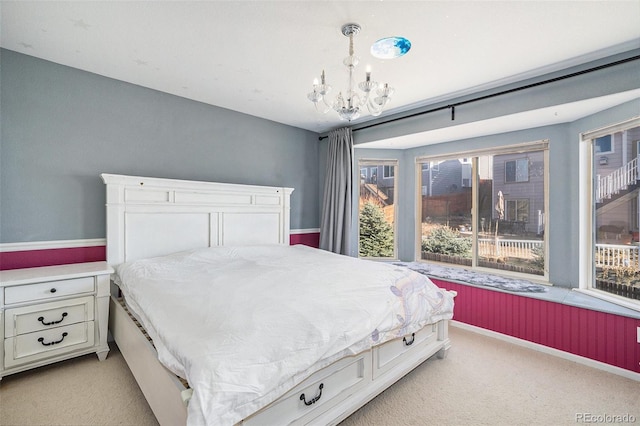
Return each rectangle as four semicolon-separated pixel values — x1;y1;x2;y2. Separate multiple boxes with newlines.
494;151;545;234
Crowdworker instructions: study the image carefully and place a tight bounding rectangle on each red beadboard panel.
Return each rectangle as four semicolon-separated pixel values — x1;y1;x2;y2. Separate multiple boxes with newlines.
0;246;106;270
0;232;321;271
434;279;640;374
290;232;320;248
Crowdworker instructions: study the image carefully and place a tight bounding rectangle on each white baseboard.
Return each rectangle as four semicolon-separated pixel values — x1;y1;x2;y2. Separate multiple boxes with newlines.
451;320;640;382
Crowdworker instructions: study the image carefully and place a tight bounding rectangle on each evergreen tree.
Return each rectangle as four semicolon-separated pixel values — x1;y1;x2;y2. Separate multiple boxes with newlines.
421;225;472;257
359;201;394;257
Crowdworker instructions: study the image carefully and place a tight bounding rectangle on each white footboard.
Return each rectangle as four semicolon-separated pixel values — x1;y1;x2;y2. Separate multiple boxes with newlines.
314;320;451;426
111;293;453;426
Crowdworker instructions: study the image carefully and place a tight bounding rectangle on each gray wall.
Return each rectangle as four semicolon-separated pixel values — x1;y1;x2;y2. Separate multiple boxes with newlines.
352;104;639;288
4;47;639;290
0;49;320;243
351;50;640;146
344;51;640;289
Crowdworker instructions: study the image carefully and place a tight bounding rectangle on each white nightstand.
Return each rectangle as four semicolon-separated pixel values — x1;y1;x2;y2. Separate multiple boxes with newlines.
0;261;113;381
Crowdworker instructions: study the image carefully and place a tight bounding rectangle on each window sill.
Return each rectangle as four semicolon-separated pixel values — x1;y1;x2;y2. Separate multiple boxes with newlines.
572;288;640;316
393;261;640;320
447;276;640;320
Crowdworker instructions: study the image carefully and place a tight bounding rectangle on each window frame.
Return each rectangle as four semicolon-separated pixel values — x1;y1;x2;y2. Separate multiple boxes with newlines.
415;140;549;280
578;116;640;311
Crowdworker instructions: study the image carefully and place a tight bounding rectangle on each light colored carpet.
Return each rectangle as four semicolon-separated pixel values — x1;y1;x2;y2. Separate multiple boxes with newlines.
1;326;638;426
0;342;157;426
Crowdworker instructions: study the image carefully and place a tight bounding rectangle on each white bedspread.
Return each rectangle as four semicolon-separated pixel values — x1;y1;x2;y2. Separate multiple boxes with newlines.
114;244;454;426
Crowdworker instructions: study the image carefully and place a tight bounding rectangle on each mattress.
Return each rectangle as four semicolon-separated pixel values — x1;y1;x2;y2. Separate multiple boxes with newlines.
113;244;455;426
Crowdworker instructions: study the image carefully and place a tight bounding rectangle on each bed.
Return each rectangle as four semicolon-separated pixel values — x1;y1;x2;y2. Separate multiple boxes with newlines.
102;173;455;426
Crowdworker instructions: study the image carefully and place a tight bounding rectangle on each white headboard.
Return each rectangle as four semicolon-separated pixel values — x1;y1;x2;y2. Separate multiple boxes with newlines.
101;174;294;265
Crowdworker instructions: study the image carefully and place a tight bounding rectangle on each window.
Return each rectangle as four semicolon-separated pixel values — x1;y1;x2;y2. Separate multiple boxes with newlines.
505;158;529;183
419;157;473;266
506;199;529;222
583;120;640;305
418;142;547;277
359;160;398;259
594;135;613;154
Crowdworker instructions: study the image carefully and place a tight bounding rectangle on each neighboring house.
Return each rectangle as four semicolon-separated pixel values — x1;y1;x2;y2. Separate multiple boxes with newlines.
360;165;395;205
594;126;640;243
493;151;545;236
420;158;472;197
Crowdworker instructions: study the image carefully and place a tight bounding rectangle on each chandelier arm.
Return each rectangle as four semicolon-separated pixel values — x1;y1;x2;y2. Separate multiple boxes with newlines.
367;97;384;115
358;89;371;107
320;96;332;113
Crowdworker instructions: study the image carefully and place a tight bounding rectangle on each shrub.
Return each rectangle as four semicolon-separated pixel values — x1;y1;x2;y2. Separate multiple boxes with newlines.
421;225;472;257
531;244;545;271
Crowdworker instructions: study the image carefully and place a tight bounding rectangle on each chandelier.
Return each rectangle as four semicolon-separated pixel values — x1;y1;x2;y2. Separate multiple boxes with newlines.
307;23;394;122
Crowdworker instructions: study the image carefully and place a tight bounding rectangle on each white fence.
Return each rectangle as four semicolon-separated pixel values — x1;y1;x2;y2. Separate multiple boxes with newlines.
478;238;542;259
478;239;640;270
595;243;640;269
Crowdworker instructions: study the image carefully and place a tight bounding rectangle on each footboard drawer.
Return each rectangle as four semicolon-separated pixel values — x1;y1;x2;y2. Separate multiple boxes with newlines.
372;324;437;379
242;351;371;426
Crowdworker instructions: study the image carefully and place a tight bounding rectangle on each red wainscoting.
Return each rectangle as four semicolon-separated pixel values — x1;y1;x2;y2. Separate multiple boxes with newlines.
0;232;322;271
290;232;320;248
0;246;106;270
434;279;640;374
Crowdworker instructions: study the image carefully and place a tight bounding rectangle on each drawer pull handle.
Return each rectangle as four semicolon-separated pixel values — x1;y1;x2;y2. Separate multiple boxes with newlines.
403;333;415;346
37;312;68;326
50;288;57;293
38;332;68;346
300;383;324;406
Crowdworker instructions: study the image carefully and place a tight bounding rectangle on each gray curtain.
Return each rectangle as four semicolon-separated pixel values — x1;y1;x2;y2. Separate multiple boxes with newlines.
320;127;353;255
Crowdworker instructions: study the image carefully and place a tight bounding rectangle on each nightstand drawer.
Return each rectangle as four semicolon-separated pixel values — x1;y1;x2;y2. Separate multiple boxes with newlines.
4;277;95;305
4;321;95;368
4;296;95;337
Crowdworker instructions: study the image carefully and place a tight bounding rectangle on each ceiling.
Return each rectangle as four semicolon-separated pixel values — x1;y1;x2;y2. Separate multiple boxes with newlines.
2;1;639;146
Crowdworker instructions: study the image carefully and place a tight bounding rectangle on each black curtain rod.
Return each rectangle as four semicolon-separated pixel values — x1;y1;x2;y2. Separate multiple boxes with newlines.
318;54;640;141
